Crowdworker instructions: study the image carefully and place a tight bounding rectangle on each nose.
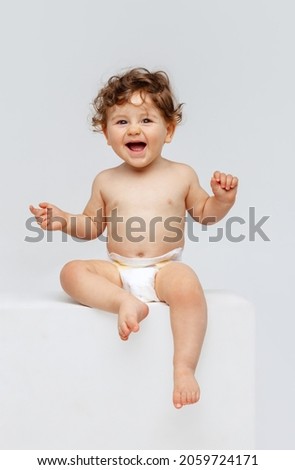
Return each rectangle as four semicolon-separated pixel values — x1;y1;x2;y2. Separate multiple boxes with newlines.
127;123;141;135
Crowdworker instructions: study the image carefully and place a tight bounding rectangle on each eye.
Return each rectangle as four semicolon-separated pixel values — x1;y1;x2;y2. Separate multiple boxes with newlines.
142;118;152;124
116;119;128;125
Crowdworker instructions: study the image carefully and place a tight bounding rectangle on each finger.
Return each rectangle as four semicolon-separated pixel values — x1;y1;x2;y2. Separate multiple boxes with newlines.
213;170;221;182
39;202;49;209
230;176;239;189
30;206;44;220
42;219;50;230
210;177;220;193
29;205;37;215
219;173;227;189
37;214;48;226
30;205;44;214
225;174;233;190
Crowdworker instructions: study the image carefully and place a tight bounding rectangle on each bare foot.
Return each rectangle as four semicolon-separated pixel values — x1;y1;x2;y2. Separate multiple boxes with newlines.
118;297;149;341
173;368;200;409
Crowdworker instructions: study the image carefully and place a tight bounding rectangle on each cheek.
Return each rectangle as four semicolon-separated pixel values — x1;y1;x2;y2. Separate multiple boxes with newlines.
104;130;119;146
102;128;110;145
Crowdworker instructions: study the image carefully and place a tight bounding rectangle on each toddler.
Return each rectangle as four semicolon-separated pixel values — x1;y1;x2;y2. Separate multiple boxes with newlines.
30;68;238;409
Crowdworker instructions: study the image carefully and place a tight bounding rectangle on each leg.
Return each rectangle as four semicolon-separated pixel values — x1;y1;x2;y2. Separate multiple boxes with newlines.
155;262;207;409
60;259;148;340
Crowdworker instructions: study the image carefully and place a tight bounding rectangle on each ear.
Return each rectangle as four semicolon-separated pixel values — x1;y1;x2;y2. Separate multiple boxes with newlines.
165;122;176;144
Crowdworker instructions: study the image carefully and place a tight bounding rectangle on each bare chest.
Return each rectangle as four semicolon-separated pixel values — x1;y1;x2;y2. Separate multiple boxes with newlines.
102;177;187;217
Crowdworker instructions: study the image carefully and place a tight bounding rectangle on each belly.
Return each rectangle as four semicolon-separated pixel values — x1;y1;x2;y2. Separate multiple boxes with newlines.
106;213;185;257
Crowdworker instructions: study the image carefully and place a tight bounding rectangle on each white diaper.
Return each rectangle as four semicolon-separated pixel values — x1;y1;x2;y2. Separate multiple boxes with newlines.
108;247;182;303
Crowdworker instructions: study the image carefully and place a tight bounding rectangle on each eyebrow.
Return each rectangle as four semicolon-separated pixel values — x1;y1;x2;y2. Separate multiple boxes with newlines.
109;114;128;122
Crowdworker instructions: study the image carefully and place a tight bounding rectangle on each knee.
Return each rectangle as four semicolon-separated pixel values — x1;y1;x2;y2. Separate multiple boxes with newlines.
169;277;206;308
60;260;83;291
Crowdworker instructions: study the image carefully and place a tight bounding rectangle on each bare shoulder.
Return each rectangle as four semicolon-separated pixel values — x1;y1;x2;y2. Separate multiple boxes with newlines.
84;166;124;215
92;166;122;188
167;161;200;183
84;168;118;207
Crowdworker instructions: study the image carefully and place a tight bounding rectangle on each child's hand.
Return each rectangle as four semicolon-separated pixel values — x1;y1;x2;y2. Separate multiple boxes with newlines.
210;171;238;204
29;202;67;231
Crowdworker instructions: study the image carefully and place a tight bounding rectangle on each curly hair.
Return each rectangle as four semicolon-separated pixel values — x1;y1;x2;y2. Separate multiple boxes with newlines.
92;67;183;132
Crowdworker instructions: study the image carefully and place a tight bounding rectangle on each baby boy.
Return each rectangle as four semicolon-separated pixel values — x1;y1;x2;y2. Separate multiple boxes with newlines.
30;68;238;409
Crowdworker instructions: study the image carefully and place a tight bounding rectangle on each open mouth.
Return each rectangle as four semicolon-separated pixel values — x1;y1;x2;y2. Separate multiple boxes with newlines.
126;142;147;152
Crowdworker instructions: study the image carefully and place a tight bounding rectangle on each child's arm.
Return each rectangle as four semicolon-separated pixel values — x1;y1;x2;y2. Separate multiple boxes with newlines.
186;169;238;224
29;174;105;239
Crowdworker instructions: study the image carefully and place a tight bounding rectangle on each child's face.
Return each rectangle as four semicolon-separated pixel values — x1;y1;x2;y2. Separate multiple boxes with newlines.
103;92;175;169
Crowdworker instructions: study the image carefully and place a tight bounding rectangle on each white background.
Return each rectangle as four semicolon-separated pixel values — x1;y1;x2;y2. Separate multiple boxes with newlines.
0;0;294;448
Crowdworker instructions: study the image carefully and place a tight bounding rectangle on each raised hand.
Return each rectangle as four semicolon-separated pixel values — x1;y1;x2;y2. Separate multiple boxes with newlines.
210;171;238;204
29;202;68;231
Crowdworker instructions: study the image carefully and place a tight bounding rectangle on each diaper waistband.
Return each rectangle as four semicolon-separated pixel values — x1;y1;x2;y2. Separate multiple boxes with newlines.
108;247;183;268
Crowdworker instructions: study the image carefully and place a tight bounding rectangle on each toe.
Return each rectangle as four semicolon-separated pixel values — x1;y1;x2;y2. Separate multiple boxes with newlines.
130;321;139;333
181;391;189;406
192;390;200;403
186;391;193;405
173;391;183;409
119;322;130;341
119;332;128;341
